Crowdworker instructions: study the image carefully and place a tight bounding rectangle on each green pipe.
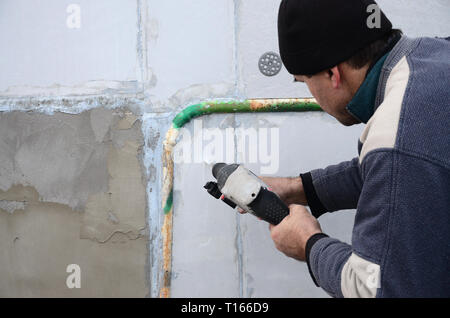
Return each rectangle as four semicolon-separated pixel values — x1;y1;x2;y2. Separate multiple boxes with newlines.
172;99;322;129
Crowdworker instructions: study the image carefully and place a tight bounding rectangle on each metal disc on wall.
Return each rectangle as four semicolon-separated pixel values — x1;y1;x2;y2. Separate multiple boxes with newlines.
258;52;282;77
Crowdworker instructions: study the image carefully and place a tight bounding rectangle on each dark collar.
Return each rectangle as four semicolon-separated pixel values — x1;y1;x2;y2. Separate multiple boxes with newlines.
346;32;402;123
346;53;389;124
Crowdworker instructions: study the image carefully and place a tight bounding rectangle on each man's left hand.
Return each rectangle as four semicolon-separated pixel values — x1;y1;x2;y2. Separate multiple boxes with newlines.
269;204;322;262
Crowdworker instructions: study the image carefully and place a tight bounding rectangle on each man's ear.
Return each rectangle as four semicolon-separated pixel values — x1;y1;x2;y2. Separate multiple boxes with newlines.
328;66;341;89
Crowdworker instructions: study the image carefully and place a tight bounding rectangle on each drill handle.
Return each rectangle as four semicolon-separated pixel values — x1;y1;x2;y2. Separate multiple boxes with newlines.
248;188;290;225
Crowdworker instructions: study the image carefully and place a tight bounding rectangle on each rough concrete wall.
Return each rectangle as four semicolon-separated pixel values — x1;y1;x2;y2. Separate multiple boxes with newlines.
0;0;448;297
0;0;153;297
0;109;148;297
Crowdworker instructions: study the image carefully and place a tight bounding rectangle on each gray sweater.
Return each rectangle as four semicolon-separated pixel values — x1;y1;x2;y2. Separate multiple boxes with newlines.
301;36;450;298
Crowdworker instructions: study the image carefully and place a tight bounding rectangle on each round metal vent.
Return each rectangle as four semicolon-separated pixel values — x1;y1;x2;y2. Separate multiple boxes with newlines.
258;52;282;77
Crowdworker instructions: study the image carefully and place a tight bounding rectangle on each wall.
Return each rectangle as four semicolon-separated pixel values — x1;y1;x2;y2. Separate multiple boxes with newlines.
0;0;448;297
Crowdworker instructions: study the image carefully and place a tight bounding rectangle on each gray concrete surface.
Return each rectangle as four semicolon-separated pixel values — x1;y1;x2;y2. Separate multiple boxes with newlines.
0;0;448;297
0;109;148;297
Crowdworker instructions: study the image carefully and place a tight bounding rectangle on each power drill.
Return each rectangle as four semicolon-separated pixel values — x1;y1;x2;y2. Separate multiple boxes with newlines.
204;163;290;225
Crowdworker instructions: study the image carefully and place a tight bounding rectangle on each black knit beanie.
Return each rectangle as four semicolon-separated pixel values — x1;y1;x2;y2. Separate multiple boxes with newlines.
278;0;393;75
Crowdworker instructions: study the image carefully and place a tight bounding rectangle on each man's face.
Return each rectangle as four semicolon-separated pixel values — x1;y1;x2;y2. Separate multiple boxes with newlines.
294;70;360;126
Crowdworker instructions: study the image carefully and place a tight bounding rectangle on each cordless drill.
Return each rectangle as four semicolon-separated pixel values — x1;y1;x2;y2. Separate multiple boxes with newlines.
204;163;290;225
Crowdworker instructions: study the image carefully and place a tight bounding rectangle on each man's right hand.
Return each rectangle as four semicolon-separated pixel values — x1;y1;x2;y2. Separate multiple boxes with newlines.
238;176;308;214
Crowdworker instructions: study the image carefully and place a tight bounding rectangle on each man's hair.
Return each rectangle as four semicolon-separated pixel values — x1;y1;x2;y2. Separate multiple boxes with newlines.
346;29;403;69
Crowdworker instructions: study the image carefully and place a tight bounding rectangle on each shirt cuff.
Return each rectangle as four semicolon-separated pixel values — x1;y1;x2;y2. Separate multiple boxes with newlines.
300;172;328;218
305;233;329;287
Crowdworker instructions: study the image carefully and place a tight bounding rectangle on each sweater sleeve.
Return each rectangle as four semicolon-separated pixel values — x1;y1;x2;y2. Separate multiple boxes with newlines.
301;157;363;218
307;149;450;297
306;151;392;298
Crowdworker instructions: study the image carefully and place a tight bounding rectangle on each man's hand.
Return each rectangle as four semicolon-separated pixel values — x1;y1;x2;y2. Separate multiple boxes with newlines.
238;176;307;214
261;176;307;206
269;204;322;262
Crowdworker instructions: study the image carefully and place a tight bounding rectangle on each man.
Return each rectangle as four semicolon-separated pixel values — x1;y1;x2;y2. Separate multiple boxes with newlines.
257;0;449;297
